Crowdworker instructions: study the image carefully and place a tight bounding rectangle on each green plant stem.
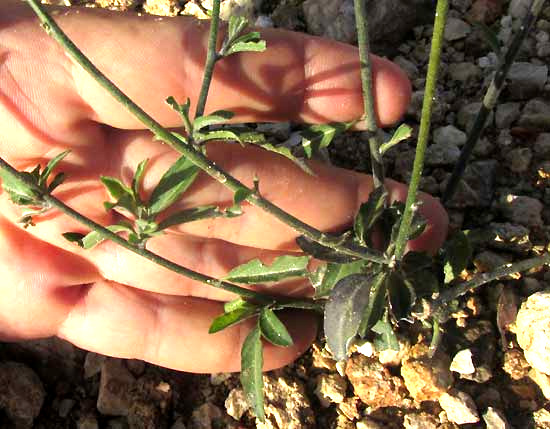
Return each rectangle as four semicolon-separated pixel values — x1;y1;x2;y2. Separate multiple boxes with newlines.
353;0;384;188
442;0;546;205
393;0;448;261
24;0;387;265
194;0;221;118
430;252;550;316
0;157;275;303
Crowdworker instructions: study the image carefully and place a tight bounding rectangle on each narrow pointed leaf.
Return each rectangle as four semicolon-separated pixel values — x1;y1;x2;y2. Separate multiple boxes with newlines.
296;236;359;263
209;306;258;333
300;122;353;158
259;308;293;347
379;124;413;155
443;231;472;284
225;40;267;56
0;169;39;203
252;142;313;175
372;311;399;351
40;150;70;185
48;172;66;193
387;272;416;322
100;176;133;201
63;224;133;249
132;159;149;199
240;325;265;421
148;156;199;215
315;260;365;298
354;186;388;245
193;110;234;131
324;274;373;361
157;206;222;230
228;15;248;39
224;298;256;313
358;272;388;337
166;96;191;124
224;255;309;284
193;129;242;144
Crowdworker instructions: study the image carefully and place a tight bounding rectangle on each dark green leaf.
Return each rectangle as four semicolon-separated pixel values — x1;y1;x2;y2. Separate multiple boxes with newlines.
253;142;313;175
132;159;149;200
324;274;373;361
443;231;472;284
259;308;293;347
408;211;427;240
372;310;399;351
62;232;85;244
358;272;388;337
40;150;70;186
157;206;222;230
315;261;365;298
209;306;258;333
240;325;265;422
300;122;353;158
148;156;199;215
47;172;66;193
404;270;439;298
387;272;416;322
224;255;309;284
379;124;413;155
69;224;133;249
234;187;252;205
354;186;388;245
296;236;359;263
100;176;133;201
193;110;235;132
401;251;433;275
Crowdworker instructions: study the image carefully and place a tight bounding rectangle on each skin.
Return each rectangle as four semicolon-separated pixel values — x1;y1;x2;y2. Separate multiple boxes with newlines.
0;1;448;373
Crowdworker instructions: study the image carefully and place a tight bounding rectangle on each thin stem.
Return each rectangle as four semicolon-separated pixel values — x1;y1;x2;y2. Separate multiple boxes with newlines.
194;0;221;118
442;0;546;204
25;0;387;265
353;0;384;188
0;157;273;303
393;0;449;261
430;252;550;316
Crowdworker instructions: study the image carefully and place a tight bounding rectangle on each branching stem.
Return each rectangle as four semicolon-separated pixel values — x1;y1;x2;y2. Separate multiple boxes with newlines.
393;0;449;260
25;0;387;265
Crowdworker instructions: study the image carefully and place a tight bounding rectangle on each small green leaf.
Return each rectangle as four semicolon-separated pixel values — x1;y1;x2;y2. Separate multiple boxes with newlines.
404;270;439;299
209;306;258;333
40;150;70;186
68;224;133;249
0;169;40;205
100;176;133;201
227;15;248;40
166;96;191;126
224;39;267;56
224;298;256;313
379;124;413;155
62;232;85;244
300;122;353;158
157;206;222;230
48;172;66;193
234;187;252;205
132;159;149;200
259;308;293;347
240;325;265;422
296;236;359;264
148;156;199;215
193;110;235;132
387;272;416;322
315;260;365;298
443;231;472;284
224;255;309;284
401;251;433;274
324;274;373;361
253;142;313;175
358;272;388;337
372;310;399;351
354;186;388;245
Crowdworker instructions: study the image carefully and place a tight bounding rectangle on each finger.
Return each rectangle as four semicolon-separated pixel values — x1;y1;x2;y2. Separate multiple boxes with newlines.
1;2;410;153
58;280;317;373
119;135;449;252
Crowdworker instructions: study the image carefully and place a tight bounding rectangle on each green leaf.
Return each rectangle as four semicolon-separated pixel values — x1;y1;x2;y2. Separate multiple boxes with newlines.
324;274;373;361
443;231;472;284
148;156;199;215
193;129;242;144
354;186;388;245
254;142;313;175
193;110;235;132
100;176;133;201
132;159;149;200
227;15;248;40
240;325;265;422
296;236;359;264
166;96;191;125
209;306;258;333
358;272;388;337
224;298;256;313
315;260;365;298
224;255;309;284
404;270;439;299
379;124;413;155
47;172;66;193
387;272;416;322
40;150;70;186
62;232;85;244
64;224;133;249
259;308;293;347
224;39;267;56
0;169;40;205
157;206;222;230
300;122;353;158
372;310;399;351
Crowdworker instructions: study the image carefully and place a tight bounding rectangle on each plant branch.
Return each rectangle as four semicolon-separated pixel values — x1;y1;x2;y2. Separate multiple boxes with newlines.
25;0;387;265
353;0;384;188
430;252;550;316
442;0;547;204
0;157;276;303
393;0;449;260
194;0;221;118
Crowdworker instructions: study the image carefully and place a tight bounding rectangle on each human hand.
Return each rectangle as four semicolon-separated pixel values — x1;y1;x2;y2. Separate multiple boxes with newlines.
0;1;447;373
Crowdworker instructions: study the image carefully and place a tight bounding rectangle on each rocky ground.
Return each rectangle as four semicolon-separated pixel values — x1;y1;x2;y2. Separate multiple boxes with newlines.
1;0;550;428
